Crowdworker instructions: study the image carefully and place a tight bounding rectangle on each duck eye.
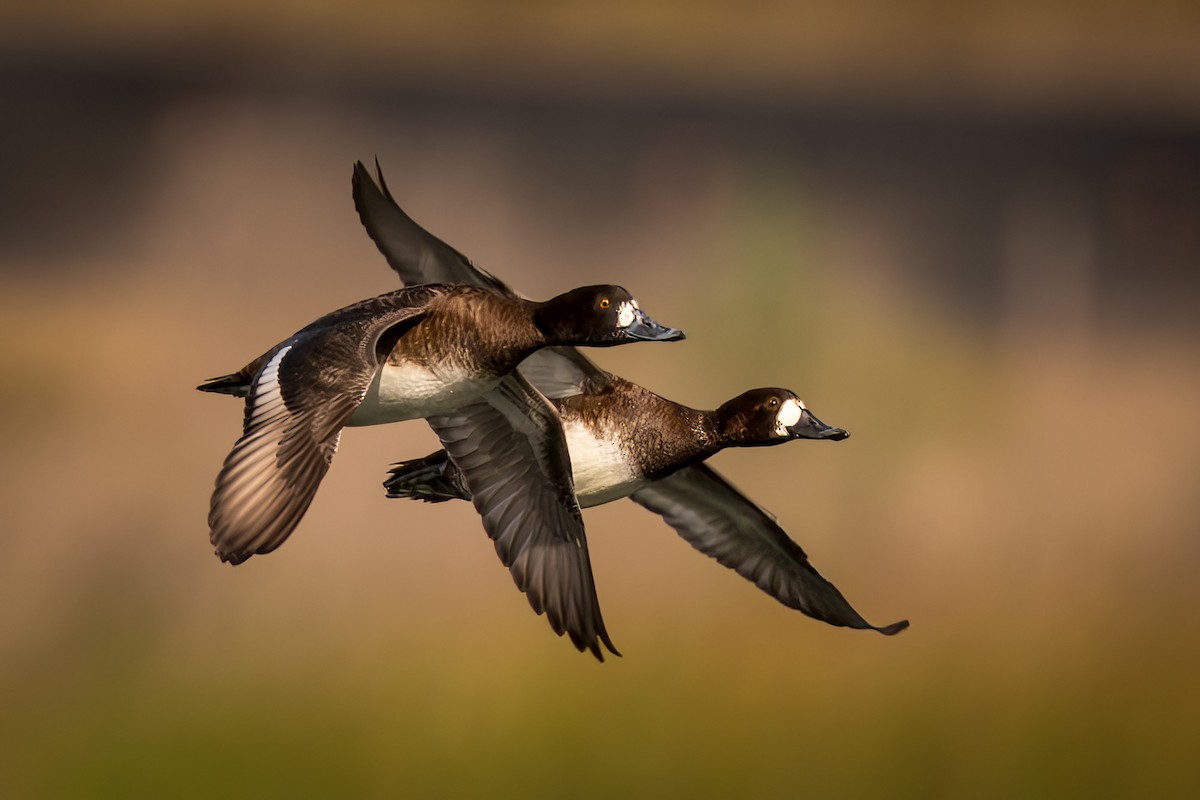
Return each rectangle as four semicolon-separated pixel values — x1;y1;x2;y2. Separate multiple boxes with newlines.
599;297;611;309
767;397;779;409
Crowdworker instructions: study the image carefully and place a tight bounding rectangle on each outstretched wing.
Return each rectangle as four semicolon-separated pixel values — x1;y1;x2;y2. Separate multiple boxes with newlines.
631;464;908;635
209;297;429;564
426;372;619;660
352;160;509;292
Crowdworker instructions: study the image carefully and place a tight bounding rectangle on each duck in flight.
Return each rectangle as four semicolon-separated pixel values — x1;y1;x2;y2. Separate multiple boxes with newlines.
353;160;909;644
200;274;684;661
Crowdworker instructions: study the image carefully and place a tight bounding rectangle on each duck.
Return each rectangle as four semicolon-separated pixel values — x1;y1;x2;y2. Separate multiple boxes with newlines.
354;160;909;640
200;279;684;660
387;386;848;507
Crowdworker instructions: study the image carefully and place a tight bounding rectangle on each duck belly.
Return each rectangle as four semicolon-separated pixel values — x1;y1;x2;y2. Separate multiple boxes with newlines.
348;361;495;426
562;420;644;507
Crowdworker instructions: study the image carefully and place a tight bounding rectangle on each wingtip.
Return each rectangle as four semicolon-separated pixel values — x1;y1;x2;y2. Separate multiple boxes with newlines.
352;156;399;218
875;619;910;636
583;635;621;663
372;157;396;201
216;548;248;566
599;629;621;659
351;161;369;201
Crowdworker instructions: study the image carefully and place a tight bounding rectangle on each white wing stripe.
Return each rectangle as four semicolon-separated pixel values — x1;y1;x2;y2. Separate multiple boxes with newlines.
246;344;291;430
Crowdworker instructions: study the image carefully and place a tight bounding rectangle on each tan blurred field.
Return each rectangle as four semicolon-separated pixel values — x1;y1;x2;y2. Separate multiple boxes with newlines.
3;4;1200;798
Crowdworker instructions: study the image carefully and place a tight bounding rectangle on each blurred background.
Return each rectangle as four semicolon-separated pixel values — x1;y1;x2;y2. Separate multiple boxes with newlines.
2;1;1199;797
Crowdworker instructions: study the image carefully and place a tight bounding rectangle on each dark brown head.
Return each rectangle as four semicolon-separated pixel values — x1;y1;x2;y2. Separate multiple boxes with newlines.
533;285;685;347
715;388;849;446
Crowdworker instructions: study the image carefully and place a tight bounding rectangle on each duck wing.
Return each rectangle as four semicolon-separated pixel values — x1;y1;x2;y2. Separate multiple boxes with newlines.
352;160;508;293
630;464;908;636
426;371;619;660
352;159;611;399
208;294;430;565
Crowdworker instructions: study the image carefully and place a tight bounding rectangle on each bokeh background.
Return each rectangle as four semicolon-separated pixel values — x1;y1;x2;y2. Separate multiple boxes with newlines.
3;2;1199;797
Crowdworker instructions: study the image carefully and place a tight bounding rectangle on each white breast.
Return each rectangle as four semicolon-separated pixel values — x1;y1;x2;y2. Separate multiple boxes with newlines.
563;420;643;507
348;361;494;426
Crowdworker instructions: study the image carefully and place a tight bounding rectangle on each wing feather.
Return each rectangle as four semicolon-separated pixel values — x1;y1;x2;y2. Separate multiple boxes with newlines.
352;160;509;292
426;373;619;660
208;297;429;564
631;464;908;635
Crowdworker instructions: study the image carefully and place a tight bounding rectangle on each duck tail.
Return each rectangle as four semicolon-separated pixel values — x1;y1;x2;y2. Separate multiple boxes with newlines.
384;451;469;503
196;349;282;397
196;371;253;396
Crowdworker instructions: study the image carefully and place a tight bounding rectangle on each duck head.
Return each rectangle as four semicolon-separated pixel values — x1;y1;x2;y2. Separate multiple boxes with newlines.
716;388;849;446
534;285;685;346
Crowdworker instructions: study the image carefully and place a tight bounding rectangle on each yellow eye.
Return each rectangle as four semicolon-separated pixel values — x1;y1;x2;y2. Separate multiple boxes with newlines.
599;297;611;309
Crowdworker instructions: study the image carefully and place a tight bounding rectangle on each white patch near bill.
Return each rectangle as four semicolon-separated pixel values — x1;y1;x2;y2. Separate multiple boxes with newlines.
616;301;636;329
774;397;804;436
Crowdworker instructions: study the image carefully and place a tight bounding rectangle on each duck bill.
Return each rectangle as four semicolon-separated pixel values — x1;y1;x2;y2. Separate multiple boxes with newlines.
788;409;850;441
621;308;686;342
